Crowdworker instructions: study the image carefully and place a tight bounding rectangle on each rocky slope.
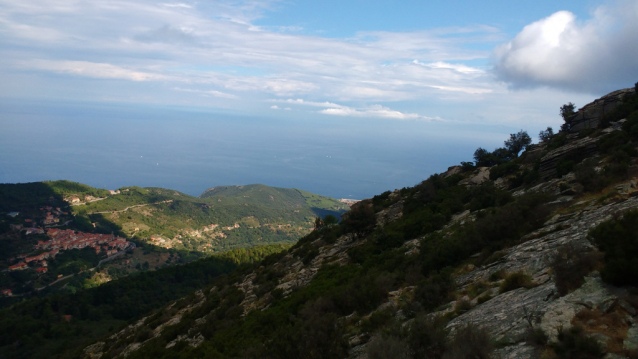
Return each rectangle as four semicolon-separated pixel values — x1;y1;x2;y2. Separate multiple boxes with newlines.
82;87;638;359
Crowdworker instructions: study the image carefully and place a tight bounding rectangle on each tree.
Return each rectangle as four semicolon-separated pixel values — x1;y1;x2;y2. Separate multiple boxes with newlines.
504;130;531;158
473;148;490;166
539;127;554;143
560;103;576;132
474;147;511;167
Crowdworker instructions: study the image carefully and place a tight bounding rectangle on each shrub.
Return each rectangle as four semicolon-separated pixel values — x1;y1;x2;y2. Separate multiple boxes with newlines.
476;293;493;304
489;269;506;282
407;314;448;359
551;242;603;296
589;210;638;286
539;127;554;143
499;271;534;293
551;326;604;359
574;158;607;192
414;270;455;311
442;323;493;359
467;280;490;298
366;334;410;359
489;162;520;181
454;299;472;314
361;310;393;333
556;159;575;178
342;202;376;239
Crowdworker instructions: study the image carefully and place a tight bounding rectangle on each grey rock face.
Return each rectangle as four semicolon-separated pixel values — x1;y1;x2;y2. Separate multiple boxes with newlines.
491;342;537;359
446;197;638;356
570;88;635;132
625;322;638;351
376;200;404;227
539;136;599;179
458;167;491;186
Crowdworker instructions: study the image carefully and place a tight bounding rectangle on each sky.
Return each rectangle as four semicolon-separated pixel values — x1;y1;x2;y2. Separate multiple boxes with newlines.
1;0;638;198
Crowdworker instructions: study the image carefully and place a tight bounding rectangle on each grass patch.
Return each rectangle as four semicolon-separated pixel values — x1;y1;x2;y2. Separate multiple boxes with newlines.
499;271;534;293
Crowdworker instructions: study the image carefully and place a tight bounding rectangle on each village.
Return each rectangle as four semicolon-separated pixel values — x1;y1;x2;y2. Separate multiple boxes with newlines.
2;204;134;296
8;229;133;272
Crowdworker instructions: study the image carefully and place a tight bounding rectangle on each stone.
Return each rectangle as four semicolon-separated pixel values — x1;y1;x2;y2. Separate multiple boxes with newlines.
599;298;617;313
442;165;462;178
375;200;404;227
589;332;610;352
458;167;491;186
604;354;628;359
491;343;536;359
619;299;637;316
624;322;638;351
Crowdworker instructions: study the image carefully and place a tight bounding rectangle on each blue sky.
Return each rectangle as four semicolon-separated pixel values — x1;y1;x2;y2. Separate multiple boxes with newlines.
1;0;638;196
1;0;637;129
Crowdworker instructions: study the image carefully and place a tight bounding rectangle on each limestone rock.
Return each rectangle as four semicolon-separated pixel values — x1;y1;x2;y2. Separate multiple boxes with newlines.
375;200;403;227
539;136;599;179
603;353;628;359
625;322;638;351
570;88;635;132
491;342;536;359
458;167;490;186
442;165;462;178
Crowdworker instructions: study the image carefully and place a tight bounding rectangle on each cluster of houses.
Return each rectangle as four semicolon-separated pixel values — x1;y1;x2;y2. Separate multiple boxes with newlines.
8;206;68;233
37;228;132;255
6;229;133;275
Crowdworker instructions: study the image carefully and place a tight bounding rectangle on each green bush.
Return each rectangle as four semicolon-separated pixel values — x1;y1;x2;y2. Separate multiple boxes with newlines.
442;323;493;359
589;210;638;286
366;334;409;359
551;326;604;359
407;314;448;359
551;243;603;296
489;162;520;181
414;270;455;311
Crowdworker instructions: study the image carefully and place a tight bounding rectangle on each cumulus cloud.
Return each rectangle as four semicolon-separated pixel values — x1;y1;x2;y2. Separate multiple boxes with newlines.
494;1;638;93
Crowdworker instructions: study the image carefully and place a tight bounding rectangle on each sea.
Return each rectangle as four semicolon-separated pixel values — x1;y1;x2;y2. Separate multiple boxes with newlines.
0;98;510;200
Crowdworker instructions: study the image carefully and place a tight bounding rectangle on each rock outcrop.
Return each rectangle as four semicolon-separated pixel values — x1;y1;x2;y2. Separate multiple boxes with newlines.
570;88;635;132
444;196;638;358
538;135;599;179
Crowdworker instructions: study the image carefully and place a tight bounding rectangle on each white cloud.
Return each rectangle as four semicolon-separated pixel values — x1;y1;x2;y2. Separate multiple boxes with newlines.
174;87;237;99
270;99;346;108
24;60;166;81
494;1;638;93
319;104;436;121
163;3;192;9
0;0;503;105
270;105;279;109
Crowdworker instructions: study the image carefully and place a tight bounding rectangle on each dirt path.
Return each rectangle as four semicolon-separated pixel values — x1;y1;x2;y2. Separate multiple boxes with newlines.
88;200;173;215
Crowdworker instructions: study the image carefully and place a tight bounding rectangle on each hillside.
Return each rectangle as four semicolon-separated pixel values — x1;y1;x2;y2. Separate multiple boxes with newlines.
0;181;345;311
70;85;638;359
3;85;638;359
70;184;348;253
